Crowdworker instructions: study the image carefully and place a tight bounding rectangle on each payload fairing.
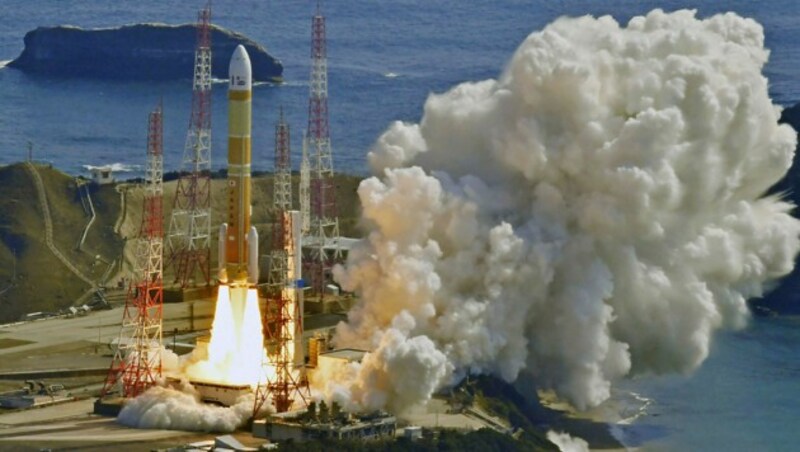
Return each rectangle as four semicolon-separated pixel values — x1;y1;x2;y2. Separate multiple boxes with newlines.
219;45;258;287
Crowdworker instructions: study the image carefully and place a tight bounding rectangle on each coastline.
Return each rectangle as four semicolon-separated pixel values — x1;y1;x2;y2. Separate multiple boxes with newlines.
537;389;656;450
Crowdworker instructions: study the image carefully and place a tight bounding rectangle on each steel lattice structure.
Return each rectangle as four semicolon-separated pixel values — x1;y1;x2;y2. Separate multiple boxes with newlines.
167;3;212;288
303;6;341;296
273;108;292;212
254;116;309;415
299;132;311;235
101;103;164;399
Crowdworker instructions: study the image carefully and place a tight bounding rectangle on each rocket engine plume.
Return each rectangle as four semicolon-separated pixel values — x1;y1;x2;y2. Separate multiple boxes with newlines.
324;9;800;412
184;286;267;387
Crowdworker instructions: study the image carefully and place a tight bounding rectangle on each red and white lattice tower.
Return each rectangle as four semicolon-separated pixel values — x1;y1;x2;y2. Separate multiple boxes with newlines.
167;3;212;288
101;103;164;399
303;4;341;296
273;107;292;212
254;113;309;415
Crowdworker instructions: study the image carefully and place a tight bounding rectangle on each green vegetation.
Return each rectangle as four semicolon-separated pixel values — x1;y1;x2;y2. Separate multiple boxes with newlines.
0;338;34;349
275;376;560;451
0;162;363;323
0;163;122;321
464;377;558;450
464;376;625;450
276;428;544;452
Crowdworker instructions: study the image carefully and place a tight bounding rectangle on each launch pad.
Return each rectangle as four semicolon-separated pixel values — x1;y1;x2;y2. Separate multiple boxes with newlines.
92;3;341;442
168;378;252;407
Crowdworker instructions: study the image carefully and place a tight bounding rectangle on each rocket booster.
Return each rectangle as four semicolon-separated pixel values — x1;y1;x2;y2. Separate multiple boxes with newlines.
219;45;258;286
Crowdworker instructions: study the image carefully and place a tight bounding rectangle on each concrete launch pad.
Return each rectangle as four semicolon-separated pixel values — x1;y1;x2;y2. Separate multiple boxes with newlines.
0;399;204;450
173;378;252;407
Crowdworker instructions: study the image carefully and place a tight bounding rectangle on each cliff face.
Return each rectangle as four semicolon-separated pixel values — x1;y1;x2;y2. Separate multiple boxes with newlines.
8;24;283;82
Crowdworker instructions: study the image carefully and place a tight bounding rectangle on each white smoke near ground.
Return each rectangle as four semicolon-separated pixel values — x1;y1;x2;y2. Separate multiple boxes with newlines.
547;430;590;452
116;346;273;433
324;9;800;413
117;380;260;433
161;346;180;373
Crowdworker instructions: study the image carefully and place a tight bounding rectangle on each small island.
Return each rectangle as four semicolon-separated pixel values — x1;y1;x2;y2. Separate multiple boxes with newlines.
8;23;283;82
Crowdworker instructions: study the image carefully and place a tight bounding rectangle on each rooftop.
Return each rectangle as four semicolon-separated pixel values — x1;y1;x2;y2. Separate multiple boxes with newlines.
319;348;367;362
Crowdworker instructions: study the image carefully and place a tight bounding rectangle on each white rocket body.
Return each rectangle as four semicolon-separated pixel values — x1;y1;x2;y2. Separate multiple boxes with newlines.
220;45;258;287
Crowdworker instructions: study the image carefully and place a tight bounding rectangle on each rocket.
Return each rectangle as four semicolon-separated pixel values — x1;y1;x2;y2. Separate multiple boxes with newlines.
219;45;258;287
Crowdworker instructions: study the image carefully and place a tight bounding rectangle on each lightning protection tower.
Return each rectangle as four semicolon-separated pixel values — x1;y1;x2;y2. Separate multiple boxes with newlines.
299;132;310;235
273;107;292;212
101;103;164;399
167;3;212;288
304;4;342;297
254;114;309;415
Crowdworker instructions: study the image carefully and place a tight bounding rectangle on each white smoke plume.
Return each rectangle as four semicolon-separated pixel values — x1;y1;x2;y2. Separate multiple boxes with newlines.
547;430;590;452
325;9;800;412
117;380;260;433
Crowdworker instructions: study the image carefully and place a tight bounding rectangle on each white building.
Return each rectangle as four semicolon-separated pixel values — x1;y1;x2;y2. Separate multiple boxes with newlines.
90;166;114;185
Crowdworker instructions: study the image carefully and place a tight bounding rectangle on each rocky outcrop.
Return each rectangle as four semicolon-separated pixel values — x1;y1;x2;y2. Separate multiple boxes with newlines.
8;23;283;82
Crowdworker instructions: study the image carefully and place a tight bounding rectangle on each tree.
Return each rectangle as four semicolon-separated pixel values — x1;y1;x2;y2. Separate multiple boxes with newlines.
331;400;343;422
318;400;330;423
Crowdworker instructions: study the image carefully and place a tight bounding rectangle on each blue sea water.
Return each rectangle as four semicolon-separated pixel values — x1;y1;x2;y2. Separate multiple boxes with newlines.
1;1;800;450
612;316;800;451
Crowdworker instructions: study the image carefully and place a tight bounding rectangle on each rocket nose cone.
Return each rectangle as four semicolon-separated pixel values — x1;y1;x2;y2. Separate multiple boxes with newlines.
232;44;249;63
229;45;252;91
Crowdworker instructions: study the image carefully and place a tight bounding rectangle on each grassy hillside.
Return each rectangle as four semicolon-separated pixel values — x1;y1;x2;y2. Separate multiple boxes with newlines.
0;163;124;320
0;162;363;322
127;171;363;284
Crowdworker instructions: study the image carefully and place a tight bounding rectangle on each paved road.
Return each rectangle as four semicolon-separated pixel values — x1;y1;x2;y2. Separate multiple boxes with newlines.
0;298;215;373
0;399;200;446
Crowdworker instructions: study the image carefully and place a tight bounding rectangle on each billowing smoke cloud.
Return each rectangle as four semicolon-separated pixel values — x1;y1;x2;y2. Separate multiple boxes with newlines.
547;430;590;452
117;380;260;433
325;9;800;412
117;347;271;433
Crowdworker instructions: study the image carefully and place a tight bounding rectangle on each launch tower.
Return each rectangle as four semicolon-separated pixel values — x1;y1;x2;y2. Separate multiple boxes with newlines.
303;4;342;297
254;112;310;415
299;132;310;235
101;103;164;399
167;3;213;288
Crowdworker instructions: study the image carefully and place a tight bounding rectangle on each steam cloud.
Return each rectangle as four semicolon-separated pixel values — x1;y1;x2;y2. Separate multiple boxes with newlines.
547;430;590;452
325;9;800;412
117;348;270;433
117;381;257;433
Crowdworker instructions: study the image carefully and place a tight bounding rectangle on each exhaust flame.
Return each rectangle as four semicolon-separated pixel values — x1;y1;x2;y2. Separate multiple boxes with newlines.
118;286;275;433
184;285;272;387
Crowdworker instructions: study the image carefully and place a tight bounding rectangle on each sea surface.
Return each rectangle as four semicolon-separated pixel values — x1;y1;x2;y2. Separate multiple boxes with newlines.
1;1;800;450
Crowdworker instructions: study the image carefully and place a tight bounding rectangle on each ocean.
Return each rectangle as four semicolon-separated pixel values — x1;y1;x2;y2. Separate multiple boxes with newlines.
1;1;799;450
